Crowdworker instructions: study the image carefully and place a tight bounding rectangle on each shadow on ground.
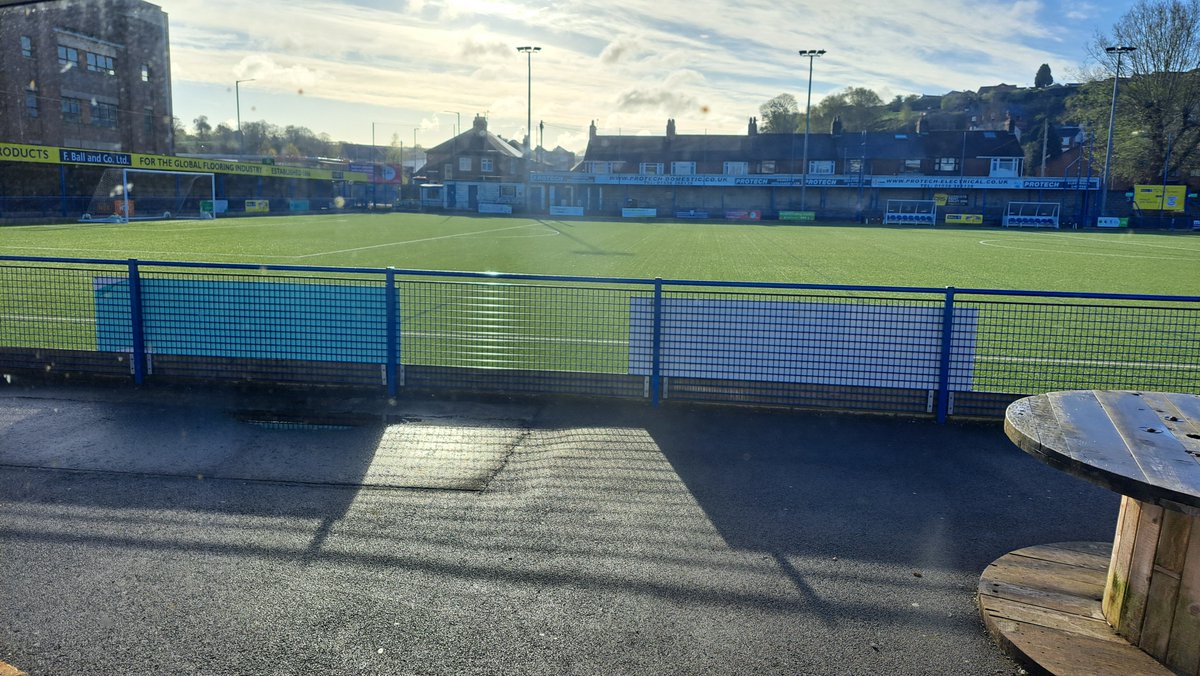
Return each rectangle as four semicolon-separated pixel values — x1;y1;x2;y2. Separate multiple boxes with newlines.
0;385;1117;674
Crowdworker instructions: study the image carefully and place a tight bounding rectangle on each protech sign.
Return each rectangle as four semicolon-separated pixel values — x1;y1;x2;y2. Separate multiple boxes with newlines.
531;172;1099;191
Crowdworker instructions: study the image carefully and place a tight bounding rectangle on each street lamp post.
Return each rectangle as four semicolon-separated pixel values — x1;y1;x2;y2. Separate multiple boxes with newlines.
371;121;377;208
442;111;461;138
235;78;255;155
798;49;825;212
517;46;540;156
1099;45;1135;220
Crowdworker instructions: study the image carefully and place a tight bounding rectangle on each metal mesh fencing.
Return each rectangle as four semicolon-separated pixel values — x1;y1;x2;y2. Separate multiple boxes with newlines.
652;288;956;415
3;256;1200;420
0;262;133;378
950;294;1200;417
133;267;388;387
398;279;647;398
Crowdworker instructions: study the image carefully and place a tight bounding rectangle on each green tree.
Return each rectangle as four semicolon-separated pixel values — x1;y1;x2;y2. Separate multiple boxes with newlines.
1035;64;1054;88
1078;0;1200;184
192;115;212;141
758;93;801;133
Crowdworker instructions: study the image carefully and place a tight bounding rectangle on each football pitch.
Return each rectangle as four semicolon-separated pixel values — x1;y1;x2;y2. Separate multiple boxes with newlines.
2;212;1200;294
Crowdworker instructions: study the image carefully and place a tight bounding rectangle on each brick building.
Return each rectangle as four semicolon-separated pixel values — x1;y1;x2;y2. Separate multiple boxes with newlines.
0;0;173;154
531;119;1099;224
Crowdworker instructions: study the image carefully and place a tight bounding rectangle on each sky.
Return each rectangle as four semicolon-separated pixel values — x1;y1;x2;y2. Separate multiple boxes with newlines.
157;0;1132;153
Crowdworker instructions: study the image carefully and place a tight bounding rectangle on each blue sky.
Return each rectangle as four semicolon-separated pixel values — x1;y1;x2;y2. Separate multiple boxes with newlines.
158;0;1131;152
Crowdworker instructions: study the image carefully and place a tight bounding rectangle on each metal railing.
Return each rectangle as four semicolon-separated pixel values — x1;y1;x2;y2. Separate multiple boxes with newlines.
2;256;1198;421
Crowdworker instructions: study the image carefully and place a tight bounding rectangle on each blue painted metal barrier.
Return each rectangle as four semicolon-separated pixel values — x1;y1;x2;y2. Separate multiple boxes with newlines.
2;255;1199;421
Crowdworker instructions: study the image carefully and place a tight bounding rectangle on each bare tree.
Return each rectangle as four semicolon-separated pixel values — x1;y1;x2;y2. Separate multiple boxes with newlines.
1087;0;1200;183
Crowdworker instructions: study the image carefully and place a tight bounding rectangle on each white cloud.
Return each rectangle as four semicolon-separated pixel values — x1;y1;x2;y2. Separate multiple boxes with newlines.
156;0;1119;150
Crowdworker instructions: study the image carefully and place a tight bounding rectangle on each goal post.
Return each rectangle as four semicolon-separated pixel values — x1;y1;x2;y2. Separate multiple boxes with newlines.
883;200;937;225
82;168;217;222
1003;202;1060;228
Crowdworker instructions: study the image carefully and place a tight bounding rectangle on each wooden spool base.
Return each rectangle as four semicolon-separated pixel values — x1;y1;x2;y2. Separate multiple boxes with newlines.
978;542;1171;675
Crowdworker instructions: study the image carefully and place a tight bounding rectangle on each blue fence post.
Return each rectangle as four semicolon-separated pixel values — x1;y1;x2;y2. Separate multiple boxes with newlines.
936;287;956;424
385;267;399;397
59;166;69;218
127;259;147;385
651;277;663;406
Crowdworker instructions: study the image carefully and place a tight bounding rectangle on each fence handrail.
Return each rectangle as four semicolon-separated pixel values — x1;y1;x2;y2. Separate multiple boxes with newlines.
3;255;1199;304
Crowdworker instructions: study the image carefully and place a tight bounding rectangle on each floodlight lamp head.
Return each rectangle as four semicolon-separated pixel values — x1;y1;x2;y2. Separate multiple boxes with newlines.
1105;46;1136;54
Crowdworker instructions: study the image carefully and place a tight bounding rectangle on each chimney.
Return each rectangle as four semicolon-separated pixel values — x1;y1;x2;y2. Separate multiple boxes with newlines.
1004;111;1021;140
915;113;928;134
748;116;758;136
830;115;843;135
666;118;676;141
472;114;487;132
589;120;597;139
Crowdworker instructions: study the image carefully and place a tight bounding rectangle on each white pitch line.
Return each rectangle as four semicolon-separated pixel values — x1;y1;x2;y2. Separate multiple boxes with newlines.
977;240;1196;260
978;354;1200;371
400;329;624;347
1;314;91;324
292;223;542;258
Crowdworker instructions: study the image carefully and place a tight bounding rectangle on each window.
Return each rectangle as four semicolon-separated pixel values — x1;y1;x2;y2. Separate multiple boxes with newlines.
91;101;118;128
480;158;493;172
141;64;150;82
26;94;38;118
808;160;834;175
759;160;775;174
936;157;960;172
86;52;115;75
21;36;33;58
144;107;155;135
639;163;663;175
723;161;748;175
61;97;82;122
458;157;471;171
57;45;78;68
671;161;695;175
585;161;615;174
990;157;1021;177
847;159;864;174
903;159;923;173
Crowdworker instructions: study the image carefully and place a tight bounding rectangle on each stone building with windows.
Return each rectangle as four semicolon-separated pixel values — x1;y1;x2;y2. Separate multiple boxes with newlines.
0;0;173;154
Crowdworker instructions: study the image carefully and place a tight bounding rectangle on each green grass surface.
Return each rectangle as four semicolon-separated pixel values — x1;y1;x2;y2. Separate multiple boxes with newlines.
2;212;1199;294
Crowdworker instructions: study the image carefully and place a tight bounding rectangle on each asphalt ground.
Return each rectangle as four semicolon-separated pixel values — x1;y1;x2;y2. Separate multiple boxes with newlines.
0;383;1118;674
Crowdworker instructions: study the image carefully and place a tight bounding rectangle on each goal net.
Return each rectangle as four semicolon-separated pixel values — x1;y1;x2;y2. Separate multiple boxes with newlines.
883;200;937;225
1002;202;1060;228
82;169;216;222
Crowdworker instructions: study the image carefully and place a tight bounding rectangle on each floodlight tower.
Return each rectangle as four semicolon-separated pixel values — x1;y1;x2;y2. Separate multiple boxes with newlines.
1099;45;1135;219
235;78;256;155
798;49;826;211
517;46;541;156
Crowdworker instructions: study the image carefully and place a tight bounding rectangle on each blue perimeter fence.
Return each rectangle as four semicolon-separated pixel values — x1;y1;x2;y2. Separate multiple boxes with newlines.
2;256;1199;421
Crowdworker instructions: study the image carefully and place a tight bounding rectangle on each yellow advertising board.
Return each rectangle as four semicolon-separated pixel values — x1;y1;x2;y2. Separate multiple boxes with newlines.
945;213;984;225
1133;185;1187;212
0;141;369;182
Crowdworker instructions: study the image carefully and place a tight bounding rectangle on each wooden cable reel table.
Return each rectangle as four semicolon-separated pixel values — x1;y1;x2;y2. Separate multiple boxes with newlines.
982;390;1200;675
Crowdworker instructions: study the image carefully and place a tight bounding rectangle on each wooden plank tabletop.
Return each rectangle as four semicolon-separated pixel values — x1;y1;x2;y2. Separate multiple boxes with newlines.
1005;391;1200;514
